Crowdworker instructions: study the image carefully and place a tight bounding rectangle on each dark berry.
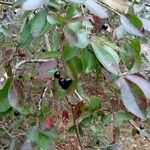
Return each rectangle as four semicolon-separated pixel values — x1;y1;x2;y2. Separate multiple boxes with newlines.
140;27;145;33
64;77;72;86
58;77;72;90
54;70;61;79
14;111;20;116
59;78;65;89
3;9;7;12
139;125;144;130
102;24;108;30
41;49;46;52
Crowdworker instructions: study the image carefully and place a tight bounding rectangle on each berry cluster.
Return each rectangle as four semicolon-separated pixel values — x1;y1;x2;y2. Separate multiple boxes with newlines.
54;70;72;90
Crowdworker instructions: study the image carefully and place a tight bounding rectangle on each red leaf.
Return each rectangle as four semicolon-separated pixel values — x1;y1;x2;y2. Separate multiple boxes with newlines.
45;115;54;129
62;109;69;125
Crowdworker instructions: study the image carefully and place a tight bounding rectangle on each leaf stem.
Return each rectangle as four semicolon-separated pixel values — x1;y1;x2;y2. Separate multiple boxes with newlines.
66;96;83;150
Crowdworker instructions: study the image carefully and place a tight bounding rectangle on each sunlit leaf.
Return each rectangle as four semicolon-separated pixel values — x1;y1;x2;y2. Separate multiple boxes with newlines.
31;10;46;37
27;126;38;142
125;75;150;100
140;18;150;32
120;15;143;37
22;0;48;10
113;25;127;39
126;14;143;29
0;77;13;112
85;0;108;18
114;112;133;126
91;38;120;75
120;77;146;119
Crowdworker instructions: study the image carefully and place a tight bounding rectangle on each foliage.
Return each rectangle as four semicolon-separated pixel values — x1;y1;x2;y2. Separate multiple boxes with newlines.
0;0;150;149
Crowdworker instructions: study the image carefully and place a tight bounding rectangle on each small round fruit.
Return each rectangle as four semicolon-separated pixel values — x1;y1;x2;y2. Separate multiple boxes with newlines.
14;111;20;116
139;125;144;130
54;70;61;79
102;24;108;30
59;77;72;90
59;78;65;89
64;77;72;87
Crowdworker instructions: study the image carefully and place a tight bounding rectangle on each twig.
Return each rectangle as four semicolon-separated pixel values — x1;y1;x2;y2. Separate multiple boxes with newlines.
66;96;83;150
0;1;13;5
97;1;120;16
74;90;84;101
0;124;14;138
44;33;51;51
38;85;49;110
12;58;52;73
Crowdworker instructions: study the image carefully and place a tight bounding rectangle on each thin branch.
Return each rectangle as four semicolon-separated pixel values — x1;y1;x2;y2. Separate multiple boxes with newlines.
74;90;84;102
0;124;14;138
12;58;52;73
66;96;83;150
38;85;49;110
0;1;13;5
44;33;51;51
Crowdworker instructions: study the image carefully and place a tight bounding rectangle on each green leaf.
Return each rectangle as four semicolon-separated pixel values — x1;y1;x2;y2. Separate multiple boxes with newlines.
78;125;84;136
52;32;60;50
114;112;133;126
73;57;83;73
0;77;13;112
130;55;142;73
17;105;32;115
40;21;51;35
63;43;80;61
82;48;98;73
80;116;92;127
27;126;38;142
47;15;57;26
83;96;101;112
43;126;59;140
129;39;141;54
66;59;78;80
126;14;143;29
20;21;32;44
66;4;77;19
37;132;50;149
101;113;113;126
68;125;76;133
91;38;120;75
40;51;62;58
31;10;46;37
90;96;101;111
68;22;82;32
64;27;89;48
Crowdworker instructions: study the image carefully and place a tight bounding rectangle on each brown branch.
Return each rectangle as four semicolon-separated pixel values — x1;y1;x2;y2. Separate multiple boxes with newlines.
12;58;52;73
66;96;83;150
0;1;13;6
